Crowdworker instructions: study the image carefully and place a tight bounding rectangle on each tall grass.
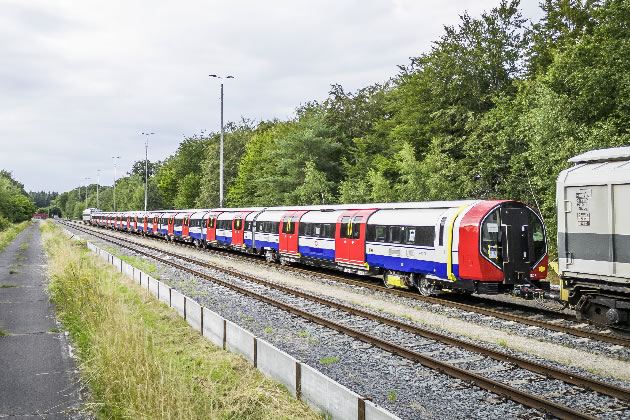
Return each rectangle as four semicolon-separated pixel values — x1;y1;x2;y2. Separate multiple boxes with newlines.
0;221;31;251
43;221;318;419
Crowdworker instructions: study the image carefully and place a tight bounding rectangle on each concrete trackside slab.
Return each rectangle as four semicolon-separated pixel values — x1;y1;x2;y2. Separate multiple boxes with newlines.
112;256;121;273
133;267;142;284
257;339;298;396
148;277;159;298
225;320;255;364
186;298;202;332
171;289;185;318
365;400;401;420
202;307;224;348
301;363;360;420
158;281;171;306
139;272;147;289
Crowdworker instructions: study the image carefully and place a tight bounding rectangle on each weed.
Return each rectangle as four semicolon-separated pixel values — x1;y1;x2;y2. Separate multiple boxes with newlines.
298;330;309;338
319;356;339;365
8;263;22;267
264;327;273;334
388;391;397;401
307;338;318;344
48;327;62;333
401;314;413;321
0;329;9;337
19;242;29;250
42;222;318;419
497;339;508;347
0;284;18;288
9;269;21;275
244;317;254;322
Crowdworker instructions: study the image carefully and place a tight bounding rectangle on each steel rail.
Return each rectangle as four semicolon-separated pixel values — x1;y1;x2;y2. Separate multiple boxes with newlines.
66;222;630;403
73;222;630;347
62;223;615;418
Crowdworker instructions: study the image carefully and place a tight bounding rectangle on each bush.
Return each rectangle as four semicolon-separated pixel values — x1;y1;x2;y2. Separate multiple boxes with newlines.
0;216;9;232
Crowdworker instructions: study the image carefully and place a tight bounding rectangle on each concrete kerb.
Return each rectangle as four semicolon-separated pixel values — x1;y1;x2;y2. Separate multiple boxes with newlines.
64;231;400;420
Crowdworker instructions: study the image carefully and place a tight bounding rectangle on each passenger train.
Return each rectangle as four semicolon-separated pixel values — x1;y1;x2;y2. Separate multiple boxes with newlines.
89;200;549;297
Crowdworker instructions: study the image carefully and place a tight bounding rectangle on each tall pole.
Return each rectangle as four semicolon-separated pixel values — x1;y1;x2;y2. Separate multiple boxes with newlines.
96;169;100;209
84;177;90;208
141;132;154;212
220;82;224;208
209;74;234;208
112;156;121;211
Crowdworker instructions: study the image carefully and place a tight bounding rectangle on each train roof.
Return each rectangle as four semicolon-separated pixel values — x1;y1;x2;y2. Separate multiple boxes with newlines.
568;146;630;164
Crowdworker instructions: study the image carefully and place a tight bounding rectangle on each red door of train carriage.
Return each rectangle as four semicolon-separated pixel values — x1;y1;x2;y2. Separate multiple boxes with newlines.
152;216;158;233
143;216;148;232
232;212;251;246
279;211;308;254
335;209;376;264
205;212;222;243
168;216;174;236
182;216;190;238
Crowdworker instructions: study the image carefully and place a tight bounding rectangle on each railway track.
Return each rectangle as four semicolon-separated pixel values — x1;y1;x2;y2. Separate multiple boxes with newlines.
73;222;630;348
63;222;630;419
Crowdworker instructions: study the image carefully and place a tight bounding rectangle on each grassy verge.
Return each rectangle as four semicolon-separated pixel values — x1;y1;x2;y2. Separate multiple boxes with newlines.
0;221;32;252
43;221;318;419
104;245;160;279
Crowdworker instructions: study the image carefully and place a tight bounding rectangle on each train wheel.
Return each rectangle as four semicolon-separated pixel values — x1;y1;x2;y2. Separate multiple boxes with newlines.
417;276;435;296
382;271;395;289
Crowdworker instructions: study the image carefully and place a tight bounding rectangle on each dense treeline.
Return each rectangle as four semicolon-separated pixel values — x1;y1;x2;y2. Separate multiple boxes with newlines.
0;170;36;230
54;0;630;258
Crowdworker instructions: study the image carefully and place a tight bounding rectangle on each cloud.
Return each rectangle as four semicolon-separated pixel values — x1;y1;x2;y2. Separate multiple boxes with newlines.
0;0;543;192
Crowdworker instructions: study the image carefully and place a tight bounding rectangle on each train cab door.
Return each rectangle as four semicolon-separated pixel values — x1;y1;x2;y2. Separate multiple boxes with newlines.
500;206;532;284
143;217;148;232
153;216;158;233
168;216;174;236
335;209;375;265
279;211;307;255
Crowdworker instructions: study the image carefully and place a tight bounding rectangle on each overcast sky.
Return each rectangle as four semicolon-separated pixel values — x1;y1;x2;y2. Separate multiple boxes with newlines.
0;0;543;193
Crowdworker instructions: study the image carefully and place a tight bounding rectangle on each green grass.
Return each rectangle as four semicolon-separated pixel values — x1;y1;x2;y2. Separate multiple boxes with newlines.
319;357;340;365
104;245;160;279
42;220;317;419
496;339;508;347
0;221;31;252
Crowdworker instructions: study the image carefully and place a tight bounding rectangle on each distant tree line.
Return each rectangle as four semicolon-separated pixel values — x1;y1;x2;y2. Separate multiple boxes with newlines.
0;170;36;230
53;0;630;258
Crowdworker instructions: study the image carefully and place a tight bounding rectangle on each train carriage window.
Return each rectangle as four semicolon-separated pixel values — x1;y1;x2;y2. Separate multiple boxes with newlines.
414;226;435;247
406;227;416;243
388;226;403;243
352;216;363;239
245;221;252;231
175;218;182;227
313;224;321;237
234;218;242;230
438;217;447;246
529;211;547;263
481;209;502;263
299;222;307;236
340;217;351;238
282;216;296;234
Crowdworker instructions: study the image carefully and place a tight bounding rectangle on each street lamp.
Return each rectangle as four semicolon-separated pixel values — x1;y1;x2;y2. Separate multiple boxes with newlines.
209;74;234;208
84;177;90;208
141;132;154;212
96;169;101;209
112;156;121;211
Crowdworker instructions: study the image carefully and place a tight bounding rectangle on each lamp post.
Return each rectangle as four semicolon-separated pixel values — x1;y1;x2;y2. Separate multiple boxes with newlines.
84;177;90;208
141;132;154;212
112;156;121;211
96;169;100;209
209;74;234;208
